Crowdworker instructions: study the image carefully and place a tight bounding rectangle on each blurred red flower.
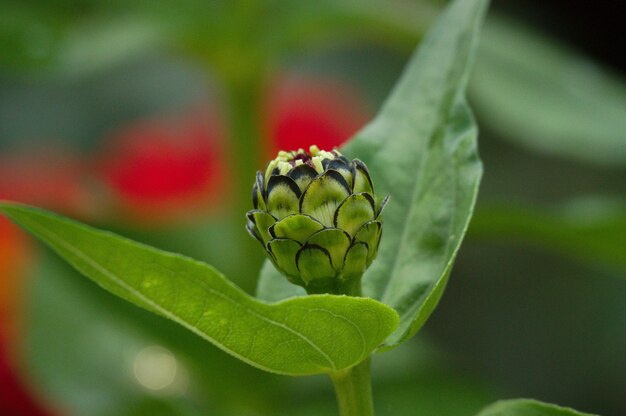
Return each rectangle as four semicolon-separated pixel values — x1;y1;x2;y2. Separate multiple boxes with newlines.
98;109;227;223
0;149;90;217
0;218;29;342
265;74;371;155
0;219;52;416
97;76;371;222
0;338;53;416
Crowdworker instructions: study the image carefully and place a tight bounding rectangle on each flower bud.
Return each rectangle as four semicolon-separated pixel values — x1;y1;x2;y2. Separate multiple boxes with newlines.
246;146;388;295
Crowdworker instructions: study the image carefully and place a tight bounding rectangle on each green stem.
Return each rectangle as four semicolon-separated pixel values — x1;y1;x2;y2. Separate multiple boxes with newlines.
329;358;374;416
221;71;267;292
225;75;265;212
339;276;363;297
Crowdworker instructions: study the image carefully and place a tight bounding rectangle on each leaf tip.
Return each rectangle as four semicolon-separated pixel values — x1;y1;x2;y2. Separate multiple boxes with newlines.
0;201;40;221
0;200;21;217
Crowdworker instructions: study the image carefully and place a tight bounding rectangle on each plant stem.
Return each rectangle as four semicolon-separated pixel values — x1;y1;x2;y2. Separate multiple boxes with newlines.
221;71;267;292
329;358;374;416
340;276;363;297
225;75;265;213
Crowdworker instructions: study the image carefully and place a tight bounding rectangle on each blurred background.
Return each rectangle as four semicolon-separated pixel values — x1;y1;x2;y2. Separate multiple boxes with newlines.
0;0;624;415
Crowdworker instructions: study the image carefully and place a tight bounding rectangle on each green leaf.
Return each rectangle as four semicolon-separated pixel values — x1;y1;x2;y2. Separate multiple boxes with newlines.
0;202;398;376
472;16;626;167
469;198;626;273
258;0;488;349
475;399;596;416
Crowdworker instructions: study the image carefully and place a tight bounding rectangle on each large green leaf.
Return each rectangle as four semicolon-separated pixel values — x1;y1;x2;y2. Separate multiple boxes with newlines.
472;17;626;167
0;202;398;376
258;0;487;348
475;399;596;416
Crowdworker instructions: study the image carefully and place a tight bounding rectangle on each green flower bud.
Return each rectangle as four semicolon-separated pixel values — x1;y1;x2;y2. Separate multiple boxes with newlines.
246;145;388;295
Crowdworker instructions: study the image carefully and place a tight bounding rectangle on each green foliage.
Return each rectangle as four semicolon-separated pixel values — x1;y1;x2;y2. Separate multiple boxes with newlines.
259;0;488;349
470;198;626;273
0;202;398;376
476;399;596;416
1;1;612;414
472;17;626;167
